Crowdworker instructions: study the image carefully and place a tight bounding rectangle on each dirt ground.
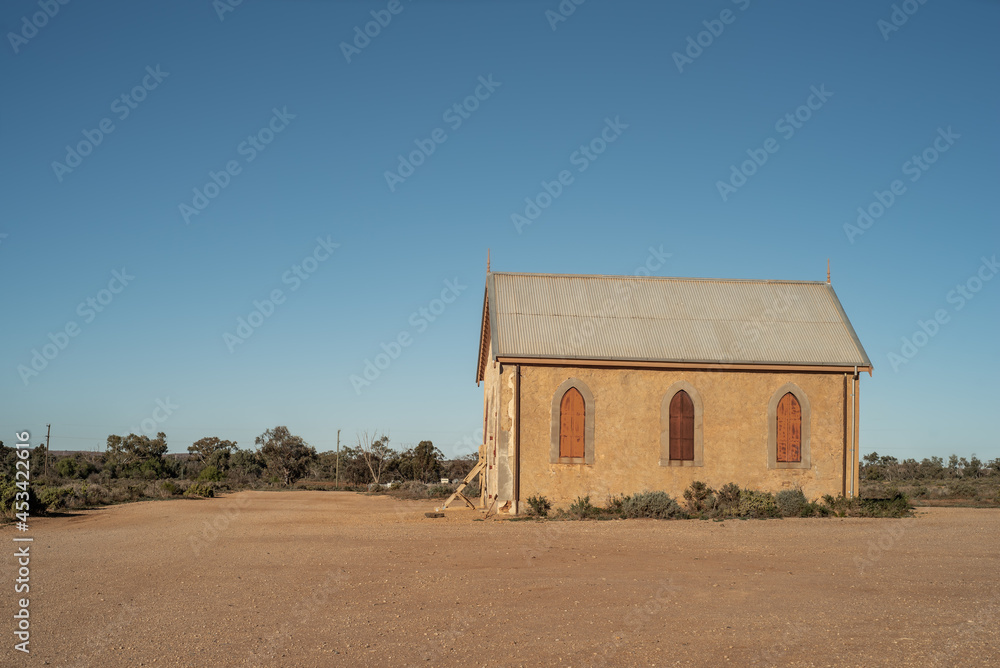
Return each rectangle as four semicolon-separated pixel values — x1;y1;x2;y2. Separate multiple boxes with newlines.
3;492;998;667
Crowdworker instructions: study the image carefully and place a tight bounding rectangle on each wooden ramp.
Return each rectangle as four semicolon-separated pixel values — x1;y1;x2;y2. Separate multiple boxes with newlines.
442;457;485;510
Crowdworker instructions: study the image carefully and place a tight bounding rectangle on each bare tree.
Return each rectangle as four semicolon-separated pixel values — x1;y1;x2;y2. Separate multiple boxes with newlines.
357;430;393;484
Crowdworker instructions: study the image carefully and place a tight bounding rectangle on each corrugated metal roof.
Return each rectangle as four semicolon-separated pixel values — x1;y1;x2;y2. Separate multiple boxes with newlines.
486;272;871;368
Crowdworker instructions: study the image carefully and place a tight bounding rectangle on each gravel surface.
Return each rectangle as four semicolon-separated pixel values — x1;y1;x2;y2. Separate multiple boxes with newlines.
4;491;999;667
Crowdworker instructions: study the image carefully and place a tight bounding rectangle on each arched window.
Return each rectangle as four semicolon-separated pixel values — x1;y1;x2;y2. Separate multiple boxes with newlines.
669;390;695;461
549;379;595;464
776;392;802;463
559;387;585;459
660;381;704;467
767;383;811;469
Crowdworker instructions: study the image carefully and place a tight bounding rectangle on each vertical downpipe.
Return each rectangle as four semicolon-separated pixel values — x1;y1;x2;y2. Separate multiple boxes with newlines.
850;365;858;498
853;367;860;499
513;364;521;515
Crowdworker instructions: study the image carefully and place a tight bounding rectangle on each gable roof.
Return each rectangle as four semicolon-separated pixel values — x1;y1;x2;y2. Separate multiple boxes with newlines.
477;272;871;381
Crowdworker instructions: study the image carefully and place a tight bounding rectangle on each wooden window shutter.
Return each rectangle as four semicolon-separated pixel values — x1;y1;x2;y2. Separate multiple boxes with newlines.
559;388;585;459
776;393;802;463
669;391;695;461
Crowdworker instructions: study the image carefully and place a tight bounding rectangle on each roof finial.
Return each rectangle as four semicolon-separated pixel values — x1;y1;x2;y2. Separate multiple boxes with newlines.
827;258;831;284
487;248;491;273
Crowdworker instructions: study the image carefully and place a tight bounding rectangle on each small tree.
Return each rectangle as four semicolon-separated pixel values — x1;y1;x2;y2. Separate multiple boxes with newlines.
188;437;238;472
357;431;394;484
398;440;444;482
229;449;265;484
255;426;317;486
105;432;169;478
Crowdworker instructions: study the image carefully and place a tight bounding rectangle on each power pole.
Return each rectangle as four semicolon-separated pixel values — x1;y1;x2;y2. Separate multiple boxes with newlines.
45;424;51;477
336;429;341;489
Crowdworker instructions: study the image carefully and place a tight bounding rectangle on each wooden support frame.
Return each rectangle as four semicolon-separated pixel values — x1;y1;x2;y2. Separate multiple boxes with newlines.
442;454;486;510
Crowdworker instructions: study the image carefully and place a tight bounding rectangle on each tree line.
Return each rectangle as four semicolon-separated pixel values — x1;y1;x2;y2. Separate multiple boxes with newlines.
861;452;1000;483
0;426;477;488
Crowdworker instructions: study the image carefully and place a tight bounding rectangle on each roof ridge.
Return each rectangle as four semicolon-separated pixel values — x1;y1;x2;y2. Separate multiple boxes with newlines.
489;271;828;284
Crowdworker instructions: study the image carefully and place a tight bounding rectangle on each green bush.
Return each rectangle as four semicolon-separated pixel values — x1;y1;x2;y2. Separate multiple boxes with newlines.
56;458;77;478
716;483;742;513
618;491;686;519
605;494;626;516
161;481;181;496
526;494;552;517
37;486;73;511
184;483;215;498
567;495;601;519
738;489;780;518
800;501;830;517
683;481;715;514
775;489;807;517
198;466;224;482
0;479;46;518
820;492;911;518
427;484;453;498
855;493;910;517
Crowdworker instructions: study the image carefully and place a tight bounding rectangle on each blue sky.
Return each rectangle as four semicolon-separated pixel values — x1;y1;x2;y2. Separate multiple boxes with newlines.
2;0;997;461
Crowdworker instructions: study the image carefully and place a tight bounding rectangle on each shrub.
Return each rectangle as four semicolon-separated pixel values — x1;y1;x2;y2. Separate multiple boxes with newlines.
427;484;453;498
738;489;780;518
526;494;552;517
800;501;830;517
198;466;223;482
567;495;601;519
0;479;45;518
683;481;715;514
367;482;381;493
184;483;215;498
856;493;910;518
161;481;181;496
775;489;807;517
37;486;73;511
618;491;686;520
56;458;77;478
604;494;626;516
716;483;742;513
401;480;427;493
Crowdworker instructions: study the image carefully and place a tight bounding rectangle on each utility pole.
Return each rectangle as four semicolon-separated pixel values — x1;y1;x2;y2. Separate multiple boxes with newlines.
336;429;341;489
45;424;51;477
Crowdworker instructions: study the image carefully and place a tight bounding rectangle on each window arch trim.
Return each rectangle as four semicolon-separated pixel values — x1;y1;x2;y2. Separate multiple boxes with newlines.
549;378;595;464
660;381;704;467
767;382;811;470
